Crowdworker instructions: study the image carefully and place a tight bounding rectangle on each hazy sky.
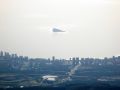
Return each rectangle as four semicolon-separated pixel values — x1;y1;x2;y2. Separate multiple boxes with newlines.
0;0;120;59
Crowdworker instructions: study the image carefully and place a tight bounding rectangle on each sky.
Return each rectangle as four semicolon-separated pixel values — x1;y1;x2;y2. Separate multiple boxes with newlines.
0;0;120;59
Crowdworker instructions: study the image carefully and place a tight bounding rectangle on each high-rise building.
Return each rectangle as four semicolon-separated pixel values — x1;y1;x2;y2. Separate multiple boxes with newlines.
4;52;11;58
0;51;3;57
76;57;80;64
52;56;55;61
72;57;76;65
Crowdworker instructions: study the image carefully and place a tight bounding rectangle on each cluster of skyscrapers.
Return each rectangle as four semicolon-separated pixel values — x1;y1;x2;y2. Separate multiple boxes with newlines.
0;51;120;73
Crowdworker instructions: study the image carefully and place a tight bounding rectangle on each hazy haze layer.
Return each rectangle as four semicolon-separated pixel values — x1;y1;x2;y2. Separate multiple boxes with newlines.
0;0;120;58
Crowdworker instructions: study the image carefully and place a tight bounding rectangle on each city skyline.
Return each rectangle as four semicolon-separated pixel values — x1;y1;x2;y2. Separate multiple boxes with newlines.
0;51;120;60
